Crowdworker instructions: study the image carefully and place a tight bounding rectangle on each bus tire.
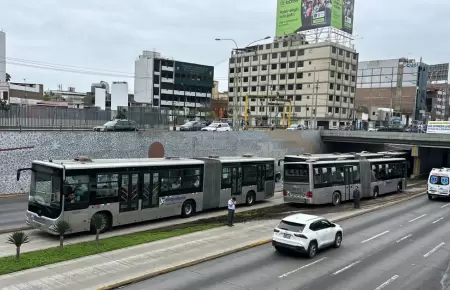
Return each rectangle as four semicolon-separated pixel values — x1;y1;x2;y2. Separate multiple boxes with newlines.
90;211;111;234
181;200;196;218
373;187;379;199
332;191;341;206
246;191;256;206
397;182;403;192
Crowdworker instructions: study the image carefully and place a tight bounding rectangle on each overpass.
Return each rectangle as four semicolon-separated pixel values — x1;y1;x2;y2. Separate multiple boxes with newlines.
320;130;450;178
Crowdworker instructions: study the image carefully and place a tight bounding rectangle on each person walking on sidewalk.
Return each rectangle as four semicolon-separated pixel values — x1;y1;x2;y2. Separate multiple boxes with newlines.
353;185;361;209
228;197;237;226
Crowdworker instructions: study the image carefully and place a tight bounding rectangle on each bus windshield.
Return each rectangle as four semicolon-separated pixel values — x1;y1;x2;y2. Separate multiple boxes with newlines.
29;171;62;217
284;163;309;183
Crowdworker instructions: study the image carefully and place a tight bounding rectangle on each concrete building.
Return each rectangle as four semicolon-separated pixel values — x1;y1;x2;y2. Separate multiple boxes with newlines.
133;50;214;122
356;58;429;124
111;82;128;111
0;31;5;84
49;86;86;108
227;34;358;129
10;82;44;100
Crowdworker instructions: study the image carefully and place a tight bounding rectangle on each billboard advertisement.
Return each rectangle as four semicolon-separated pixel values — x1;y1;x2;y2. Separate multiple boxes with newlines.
428;63;449;82
275;0;355;37
426;121;450;134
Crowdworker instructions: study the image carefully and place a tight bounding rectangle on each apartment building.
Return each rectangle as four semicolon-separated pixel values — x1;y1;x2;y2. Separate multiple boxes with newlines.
227;34;358;129
134;51;214;122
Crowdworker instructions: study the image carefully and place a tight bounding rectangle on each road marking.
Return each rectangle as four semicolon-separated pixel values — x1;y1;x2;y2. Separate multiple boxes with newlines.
441;203;450;208
374;275;400;290
278;257;326;278
333;260;361;275
432;217;444;224
424;242;445;258
361;231;390;244
409;214;427;223
396;234;412;243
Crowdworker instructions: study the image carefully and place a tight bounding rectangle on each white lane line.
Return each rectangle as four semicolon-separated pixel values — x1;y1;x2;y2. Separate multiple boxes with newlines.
396;234;412;243
374;275;400;290
278;257;326;278
333;260;361;275
441;203;450;208
409;214;427;223
361;231;390;244
424;242;445;258
432;217;444;224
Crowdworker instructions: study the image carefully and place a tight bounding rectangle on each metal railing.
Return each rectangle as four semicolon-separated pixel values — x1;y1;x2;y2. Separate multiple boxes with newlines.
0;105;170;130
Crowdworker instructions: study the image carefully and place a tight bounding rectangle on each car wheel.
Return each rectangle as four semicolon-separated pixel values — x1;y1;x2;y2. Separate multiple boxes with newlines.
373;187;379;199
333;232;342;248
428;194;434;200
332;191;341;206
307;241;317;259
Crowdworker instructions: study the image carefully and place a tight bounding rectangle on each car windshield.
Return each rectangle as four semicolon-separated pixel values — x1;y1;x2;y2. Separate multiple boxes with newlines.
104;121;116;126
430;175;449;185
29;171;62;210
278;220;305;232
284;163;310;183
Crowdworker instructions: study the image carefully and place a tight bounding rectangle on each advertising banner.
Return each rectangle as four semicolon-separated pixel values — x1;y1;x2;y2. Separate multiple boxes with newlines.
426;121;450;134
275;0;355;37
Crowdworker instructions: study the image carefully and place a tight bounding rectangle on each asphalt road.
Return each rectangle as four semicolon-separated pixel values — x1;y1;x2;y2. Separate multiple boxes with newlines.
0;195;28;232
123;195;450;290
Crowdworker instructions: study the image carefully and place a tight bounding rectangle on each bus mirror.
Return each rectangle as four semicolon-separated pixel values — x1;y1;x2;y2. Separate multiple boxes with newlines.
278;159;283;166
16;168;34;181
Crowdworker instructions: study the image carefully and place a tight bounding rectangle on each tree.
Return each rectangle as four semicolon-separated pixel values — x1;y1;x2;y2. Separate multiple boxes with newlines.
51;220;72;252
0;100;10;112
43;94;51;101
5;73;10;82
116;108;127;119
7;231;30;261
90;215;104;244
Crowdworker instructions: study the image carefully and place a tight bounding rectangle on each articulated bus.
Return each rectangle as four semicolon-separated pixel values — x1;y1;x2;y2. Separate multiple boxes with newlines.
283;157;407;206
17;155;275;235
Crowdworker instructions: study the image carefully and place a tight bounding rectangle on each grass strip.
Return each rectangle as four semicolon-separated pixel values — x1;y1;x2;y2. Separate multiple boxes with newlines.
0;223;221;275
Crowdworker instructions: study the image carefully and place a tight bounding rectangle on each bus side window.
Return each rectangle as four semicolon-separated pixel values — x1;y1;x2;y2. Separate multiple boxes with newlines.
352;165;360;183
221;167;231;189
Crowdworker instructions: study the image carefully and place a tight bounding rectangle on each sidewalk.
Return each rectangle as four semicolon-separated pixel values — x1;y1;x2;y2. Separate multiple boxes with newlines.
0;206;395;290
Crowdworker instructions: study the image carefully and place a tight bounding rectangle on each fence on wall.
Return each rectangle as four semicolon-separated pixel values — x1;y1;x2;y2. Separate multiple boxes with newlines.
0;105;170;130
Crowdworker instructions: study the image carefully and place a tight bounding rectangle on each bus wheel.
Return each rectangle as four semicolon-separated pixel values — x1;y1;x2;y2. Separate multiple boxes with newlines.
332;192;341;206
246;191;256;206
373;187;379;199
397;182;403;192
181;200;196;218
90;212;110;234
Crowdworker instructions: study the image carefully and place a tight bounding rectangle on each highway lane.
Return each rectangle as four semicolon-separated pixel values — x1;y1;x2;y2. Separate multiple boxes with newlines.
123;195;450;290
0;194;28;232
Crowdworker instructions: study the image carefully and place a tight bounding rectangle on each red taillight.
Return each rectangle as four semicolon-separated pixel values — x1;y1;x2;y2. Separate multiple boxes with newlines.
274;229;280;233
306;191;313;198
283;190;287;197
294;233;308;239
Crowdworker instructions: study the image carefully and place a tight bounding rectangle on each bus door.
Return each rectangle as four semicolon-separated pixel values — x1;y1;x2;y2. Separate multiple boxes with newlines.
257;164;266;192
231;167;242;196
343;166;354;201
118;173;140;224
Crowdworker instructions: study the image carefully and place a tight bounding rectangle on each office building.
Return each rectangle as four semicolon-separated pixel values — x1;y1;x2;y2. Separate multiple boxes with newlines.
227;34;358;129
134;51;214;122
356;58;430;123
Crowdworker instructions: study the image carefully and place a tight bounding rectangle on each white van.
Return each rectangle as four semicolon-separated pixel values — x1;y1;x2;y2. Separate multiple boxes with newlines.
428;168;450;200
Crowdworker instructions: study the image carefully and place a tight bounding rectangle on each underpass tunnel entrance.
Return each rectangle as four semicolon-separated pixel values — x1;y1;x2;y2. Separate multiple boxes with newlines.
413;147;450;178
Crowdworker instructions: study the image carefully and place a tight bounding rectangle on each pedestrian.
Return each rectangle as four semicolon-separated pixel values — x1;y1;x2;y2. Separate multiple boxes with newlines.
353;185;361;209
271;122;275;131
228;197;237;226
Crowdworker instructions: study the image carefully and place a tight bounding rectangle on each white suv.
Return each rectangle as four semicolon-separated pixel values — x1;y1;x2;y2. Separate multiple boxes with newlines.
272;213;343;258
201;122;231;132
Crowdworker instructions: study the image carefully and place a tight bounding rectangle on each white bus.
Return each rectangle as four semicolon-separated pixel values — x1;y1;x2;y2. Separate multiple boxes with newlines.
17;155;276;235
282;157;407;206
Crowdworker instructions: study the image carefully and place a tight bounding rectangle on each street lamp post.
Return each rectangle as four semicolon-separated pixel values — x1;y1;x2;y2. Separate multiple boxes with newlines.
385;76;394;121
215;36;270;130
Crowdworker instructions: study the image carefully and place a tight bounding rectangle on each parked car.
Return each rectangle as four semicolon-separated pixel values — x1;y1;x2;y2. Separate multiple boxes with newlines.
201;122;232;132
272;213;343;258
93;119;138;132
286;124;305;131
179;121;205;131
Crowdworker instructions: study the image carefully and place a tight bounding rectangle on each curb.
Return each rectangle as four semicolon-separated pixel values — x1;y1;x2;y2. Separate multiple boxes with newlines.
0;193;26;199
97;191;426;290
0;226;30;235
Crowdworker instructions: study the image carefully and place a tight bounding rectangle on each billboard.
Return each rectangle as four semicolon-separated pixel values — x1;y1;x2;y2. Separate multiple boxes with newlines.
174;61;214;87
426;121;450;134
428;63;449;82
275;0;355;37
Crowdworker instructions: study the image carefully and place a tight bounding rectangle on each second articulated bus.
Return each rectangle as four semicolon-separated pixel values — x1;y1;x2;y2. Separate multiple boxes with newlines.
283;157;407;206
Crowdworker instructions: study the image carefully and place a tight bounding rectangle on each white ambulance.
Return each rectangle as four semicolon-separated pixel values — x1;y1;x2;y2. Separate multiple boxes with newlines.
428;168;450;200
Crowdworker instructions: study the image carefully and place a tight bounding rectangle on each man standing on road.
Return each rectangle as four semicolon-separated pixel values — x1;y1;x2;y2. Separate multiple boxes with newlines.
353;185;361;209
228;197;237;226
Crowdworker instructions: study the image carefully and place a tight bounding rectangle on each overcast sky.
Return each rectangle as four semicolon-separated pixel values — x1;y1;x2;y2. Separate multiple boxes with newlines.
3;0;449;93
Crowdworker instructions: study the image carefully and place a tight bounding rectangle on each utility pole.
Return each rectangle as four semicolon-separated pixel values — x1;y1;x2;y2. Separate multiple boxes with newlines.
309;68;316;128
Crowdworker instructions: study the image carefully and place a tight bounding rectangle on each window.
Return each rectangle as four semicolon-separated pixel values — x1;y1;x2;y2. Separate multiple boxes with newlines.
261;75;267;81
243;165;257;185
344;74;349;81
338;61;343;67
342;108;347;114
288;73;295;79
344;86;348;92
271;64;277;70
262;65;267;71
337;84;341;90
343;97;347;103
253;55;258;61
338;49;343;56
331;59;336;66
297;72;303;79
252;66;258;72
272;53;278;59
280;74;286;80
329;83;334;90
295;106;301;112
266;163;274;180
296;95;302;101
429;175;449;185
297;61;304;67
351;76;356;82
250;106;255;112
161;168;202;195
296;84;303;90
244;67;249;72
346;51;350;58
328;95;333;101
96;174;119;199
288;84;294;90
284;164;309;183
64;175;90;210
252;76;257;82
221;167;232;189
345;63;350;69
338;73;342;79
330;71;335;77
332;47;337;54
280;85;285;90
351;87;355;93
261;85;266;91
298;49;305;56
142;173;159;209
335;107;339;113
230;68;235;73
289;62;296;68
262;54;268;60
328;107;332;113
274;43;279;48
281;51;287;57
336;96;340;102
229;78;234;83
251;86;256;92
279;220;305;233
280;63;287;69
290;50;296;57
271;75;277;80
243;77;248;83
